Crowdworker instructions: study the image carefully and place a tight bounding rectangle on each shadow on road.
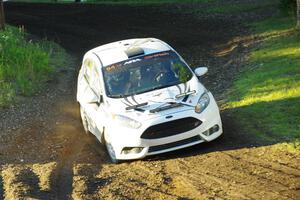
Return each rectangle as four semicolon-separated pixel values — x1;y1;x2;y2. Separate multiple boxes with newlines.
0;174;3;200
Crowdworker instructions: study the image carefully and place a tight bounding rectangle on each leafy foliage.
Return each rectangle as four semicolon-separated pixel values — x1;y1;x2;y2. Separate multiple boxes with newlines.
172;63;191;83
279;0;297;15
0;26;67;107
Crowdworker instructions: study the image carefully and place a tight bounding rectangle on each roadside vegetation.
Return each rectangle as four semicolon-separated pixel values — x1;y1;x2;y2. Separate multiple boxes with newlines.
224;1;300;146
199;0;275;14
0;26;68;107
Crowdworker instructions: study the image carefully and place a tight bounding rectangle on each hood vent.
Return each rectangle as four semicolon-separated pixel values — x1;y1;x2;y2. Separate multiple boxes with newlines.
125;47;144;58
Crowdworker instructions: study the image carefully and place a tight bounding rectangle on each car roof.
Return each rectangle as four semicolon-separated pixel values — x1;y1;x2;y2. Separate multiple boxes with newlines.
87;38;172;67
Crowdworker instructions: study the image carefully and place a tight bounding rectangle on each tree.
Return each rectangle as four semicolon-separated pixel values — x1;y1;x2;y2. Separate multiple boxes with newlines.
0;0;5;30
297;0;300;28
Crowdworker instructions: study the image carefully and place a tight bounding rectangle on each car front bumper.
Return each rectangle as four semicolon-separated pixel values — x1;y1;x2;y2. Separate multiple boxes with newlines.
104;93;223;160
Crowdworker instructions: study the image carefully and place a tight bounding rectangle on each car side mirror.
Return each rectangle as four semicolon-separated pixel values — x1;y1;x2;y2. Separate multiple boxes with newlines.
194;67;208;77
96;95;103;106
100;95;104;103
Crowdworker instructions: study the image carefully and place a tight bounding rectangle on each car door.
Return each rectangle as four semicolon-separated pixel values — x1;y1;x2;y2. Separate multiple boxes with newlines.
81;57;104;138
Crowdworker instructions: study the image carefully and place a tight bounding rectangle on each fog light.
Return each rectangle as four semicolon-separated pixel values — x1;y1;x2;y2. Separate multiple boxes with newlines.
202;125;219;136
211;124;219;133
122;147;144;154
202;129;210;136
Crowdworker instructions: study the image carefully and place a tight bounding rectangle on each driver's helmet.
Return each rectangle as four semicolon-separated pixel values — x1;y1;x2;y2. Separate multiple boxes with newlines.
155;62;166;72
111;70;130;83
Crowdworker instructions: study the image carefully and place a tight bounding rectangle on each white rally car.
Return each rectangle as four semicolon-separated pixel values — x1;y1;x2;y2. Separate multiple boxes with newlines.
77;38;222;163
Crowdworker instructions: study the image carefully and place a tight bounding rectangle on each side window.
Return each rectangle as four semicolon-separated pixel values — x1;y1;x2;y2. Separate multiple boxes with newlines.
83;58;101;96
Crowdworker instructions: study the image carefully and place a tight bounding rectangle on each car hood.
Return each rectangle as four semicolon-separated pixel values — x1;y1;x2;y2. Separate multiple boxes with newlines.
104;76;205;121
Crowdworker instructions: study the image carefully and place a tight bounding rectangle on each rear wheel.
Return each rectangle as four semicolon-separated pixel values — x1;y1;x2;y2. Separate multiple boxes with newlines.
80;106;89;134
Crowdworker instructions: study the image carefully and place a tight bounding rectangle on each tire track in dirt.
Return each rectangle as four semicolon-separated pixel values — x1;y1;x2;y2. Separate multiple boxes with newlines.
42;93;107;199
156;151;300;199
50;122;84;200
223;151;300;178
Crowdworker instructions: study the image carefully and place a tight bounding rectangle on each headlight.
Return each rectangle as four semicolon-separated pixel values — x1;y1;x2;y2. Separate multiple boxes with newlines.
195;91;210;113
112;114;142;129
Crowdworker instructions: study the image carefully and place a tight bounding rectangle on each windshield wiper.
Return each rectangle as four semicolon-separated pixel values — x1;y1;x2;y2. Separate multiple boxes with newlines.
126;102;148;110
175;90;196;99
109;94;126;98
150;102;183;113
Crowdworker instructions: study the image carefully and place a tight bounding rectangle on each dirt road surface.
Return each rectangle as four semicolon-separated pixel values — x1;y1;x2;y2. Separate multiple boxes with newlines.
1;2;300;199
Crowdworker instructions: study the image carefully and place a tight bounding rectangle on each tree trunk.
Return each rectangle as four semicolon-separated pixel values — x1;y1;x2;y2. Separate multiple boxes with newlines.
0;0;5;30
297;0;300;28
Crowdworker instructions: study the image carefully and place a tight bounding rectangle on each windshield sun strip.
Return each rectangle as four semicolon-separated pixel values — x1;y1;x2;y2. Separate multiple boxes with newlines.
103;50;172;73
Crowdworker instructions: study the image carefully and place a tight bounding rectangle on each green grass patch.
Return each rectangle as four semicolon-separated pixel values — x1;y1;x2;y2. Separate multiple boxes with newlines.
185;0;278;17
225;16;300;142
252;15;295;34
0;26;68;107
205;0;276;14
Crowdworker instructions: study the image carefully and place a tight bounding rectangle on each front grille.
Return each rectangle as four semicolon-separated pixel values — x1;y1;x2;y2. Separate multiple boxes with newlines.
148;135;201;153
141;117;202;139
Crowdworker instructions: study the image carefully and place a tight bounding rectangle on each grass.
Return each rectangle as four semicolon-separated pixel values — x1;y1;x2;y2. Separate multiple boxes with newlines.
224;14;300;142
203;0;277;14
181;0;279;18
253;15;296;35
0;26;68;107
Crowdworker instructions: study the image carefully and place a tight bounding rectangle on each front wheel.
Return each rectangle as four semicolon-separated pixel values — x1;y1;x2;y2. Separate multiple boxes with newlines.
104;136;119;164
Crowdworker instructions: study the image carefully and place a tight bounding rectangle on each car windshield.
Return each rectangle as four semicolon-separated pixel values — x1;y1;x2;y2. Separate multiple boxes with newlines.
102;51;193;98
